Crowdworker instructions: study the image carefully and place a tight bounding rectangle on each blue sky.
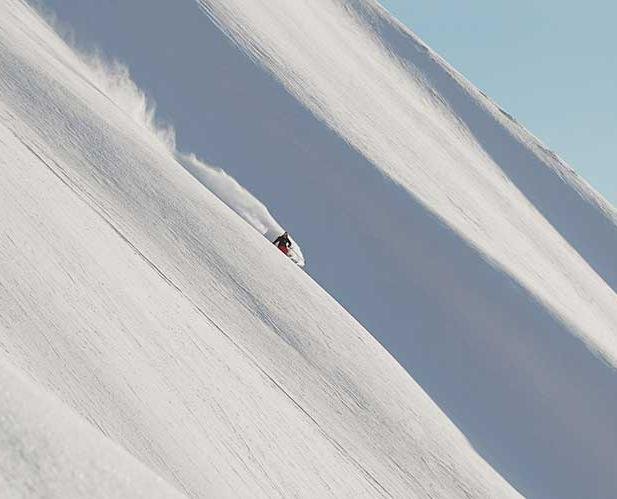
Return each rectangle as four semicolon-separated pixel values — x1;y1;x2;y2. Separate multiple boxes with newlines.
379;1;616;206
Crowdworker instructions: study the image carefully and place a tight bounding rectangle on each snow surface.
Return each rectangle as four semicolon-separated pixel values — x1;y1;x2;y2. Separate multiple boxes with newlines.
0;0;518;497
0;359;184;498
3;0;617;497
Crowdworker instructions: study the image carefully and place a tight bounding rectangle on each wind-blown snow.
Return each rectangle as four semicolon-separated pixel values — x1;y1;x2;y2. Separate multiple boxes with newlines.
82;57;176;152
62;49;303;261
177;153;304;266
178;152;283;238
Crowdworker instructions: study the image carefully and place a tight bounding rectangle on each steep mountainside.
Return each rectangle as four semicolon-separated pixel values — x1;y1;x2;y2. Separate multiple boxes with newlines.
28;0;617;497
3;0;617;496
0;1;520;497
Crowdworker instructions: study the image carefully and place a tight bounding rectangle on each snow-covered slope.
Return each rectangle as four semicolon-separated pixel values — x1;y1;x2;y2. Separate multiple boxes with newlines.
0;359;184;498
26;0;617;497
0;0;520;497
4;0;617;496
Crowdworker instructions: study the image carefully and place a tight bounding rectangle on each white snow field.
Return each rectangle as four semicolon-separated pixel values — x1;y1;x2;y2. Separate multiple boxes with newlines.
2;0;616;497
0;359;185;498
0;0;519;497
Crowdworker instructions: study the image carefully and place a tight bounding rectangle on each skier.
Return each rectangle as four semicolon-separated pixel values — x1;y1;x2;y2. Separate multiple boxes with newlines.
273;232;292;256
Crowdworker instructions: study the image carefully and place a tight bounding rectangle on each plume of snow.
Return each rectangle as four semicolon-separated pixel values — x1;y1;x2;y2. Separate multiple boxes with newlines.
177;153;304;266
85;57;176;151
177;153;282;238
66;47;303;263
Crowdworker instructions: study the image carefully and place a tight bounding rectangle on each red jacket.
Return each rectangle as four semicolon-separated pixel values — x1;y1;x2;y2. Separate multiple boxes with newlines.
278;242;290;255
